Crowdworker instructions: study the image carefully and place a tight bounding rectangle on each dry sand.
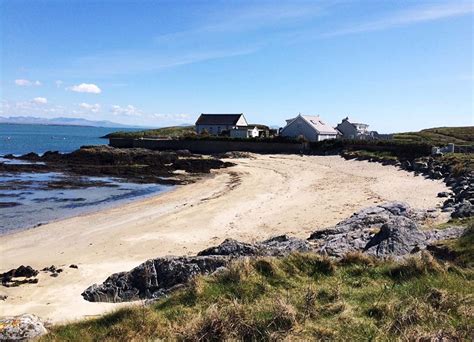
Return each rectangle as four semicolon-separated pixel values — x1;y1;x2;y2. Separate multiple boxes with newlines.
0;155;449;323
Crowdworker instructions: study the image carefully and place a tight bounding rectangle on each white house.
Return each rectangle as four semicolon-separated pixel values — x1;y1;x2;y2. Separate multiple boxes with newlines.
195;113;248;136
336;117;372;139
280;114;338;142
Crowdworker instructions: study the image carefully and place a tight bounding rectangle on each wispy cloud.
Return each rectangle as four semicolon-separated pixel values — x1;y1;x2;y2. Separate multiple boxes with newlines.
15;79;41;86
42;2;325;78
110;104;141;117
79;102;101;113
60;47;259;77
322;2;473;37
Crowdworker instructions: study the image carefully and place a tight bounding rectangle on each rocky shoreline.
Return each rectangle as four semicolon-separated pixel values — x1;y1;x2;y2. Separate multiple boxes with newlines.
1;145;234;186
341;152;473;219
81;202;466;303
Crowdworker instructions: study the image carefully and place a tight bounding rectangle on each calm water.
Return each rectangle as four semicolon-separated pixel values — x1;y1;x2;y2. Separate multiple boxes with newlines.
0;123;135;156
0;124;172;234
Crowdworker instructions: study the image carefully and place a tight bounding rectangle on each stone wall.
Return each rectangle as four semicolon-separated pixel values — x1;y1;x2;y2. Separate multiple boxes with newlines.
109;138;305;154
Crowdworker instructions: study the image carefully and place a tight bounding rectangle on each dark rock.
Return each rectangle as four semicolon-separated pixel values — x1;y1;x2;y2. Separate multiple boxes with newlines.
437;191;450;198
42;265;57;273
452;201;473;218
84;234;313;303
1;265;38;279
69;264;79;269
82;256;229;302
10;145;233;186
0;294;7;300
197;239;260;257
50;273;59;277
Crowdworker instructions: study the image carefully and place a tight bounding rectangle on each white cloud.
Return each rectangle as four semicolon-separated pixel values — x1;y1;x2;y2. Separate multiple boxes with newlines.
69;83;102;94
32;97;48;104
323;2;474;37
79;102;101;113
15;79;42;86
110;104;141;116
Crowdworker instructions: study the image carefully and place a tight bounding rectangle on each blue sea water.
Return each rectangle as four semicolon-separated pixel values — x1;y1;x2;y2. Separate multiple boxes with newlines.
0;124;172;234
0;123;135;156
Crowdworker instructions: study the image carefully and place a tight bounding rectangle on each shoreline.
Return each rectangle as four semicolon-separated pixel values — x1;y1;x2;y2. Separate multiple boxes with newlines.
0;155;449;323
0;172;175;236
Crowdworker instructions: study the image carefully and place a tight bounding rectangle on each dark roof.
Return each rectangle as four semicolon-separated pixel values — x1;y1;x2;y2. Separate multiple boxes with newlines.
196;114;244;125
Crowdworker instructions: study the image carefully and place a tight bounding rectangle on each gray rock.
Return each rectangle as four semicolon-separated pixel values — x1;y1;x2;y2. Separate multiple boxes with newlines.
309;202;466;259
197;239;260;257
82;256;229;302
83;235;312;303
0;314;47;341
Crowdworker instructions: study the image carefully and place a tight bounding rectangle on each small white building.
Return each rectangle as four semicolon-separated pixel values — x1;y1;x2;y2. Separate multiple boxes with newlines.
336;117;371;139
280;114;338;142
195;113;248;136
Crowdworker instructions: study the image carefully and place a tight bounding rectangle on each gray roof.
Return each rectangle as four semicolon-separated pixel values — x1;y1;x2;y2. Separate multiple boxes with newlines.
287;114;337;135
196;114;244;125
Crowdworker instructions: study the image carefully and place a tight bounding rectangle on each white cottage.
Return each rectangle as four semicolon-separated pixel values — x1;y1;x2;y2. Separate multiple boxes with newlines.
280;114;338;142
336;117;370;139
195;113;248;136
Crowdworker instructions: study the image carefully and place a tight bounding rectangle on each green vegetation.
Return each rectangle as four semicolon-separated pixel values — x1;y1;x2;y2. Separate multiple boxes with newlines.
104;126;196;139
42;230;474;341
394;126;474;146
440;153;474;175
310;139;433;158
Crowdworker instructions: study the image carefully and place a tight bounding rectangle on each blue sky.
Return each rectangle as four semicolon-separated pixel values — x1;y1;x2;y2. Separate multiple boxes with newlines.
1;0;472;132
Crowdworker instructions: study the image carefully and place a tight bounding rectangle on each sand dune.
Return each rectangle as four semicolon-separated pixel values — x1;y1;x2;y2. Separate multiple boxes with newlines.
0;155;448;323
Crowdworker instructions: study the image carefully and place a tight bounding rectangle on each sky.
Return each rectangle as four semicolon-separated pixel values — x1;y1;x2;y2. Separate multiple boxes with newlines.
0;0;473;132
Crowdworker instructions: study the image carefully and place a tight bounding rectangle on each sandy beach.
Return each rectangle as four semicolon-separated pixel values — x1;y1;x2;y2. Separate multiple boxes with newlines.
0;154;449;323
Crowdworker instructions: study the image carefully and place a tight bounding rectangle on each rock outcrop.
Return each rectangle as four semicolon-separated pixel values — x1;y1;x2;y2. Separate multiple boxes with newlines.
308;202;465;258
0;314;47;341
82;235;312;303
82;206;465;303
341;152;473;219
2;145;234;186
0;266;39;287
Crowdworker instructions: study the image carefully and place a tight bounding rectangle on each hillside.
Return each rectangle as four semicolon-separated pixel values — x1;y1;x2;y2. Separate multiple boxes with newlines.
103;125;195;139
393;126;474;146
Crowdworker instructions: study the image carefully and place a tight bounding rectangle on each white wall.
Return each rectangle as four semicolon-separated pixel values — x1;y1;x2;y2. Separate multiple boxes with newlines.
280;116;318;141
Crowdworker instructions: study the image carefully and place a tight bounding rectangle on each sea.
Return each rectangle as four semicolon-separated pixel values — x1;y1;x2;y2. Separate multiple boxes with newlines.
0;124;171;234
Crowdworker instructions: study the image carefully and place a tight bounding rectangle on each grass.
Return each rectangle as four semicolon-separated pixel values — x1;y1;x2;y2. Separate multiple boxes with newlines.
440;153;474;175
394;126;474;146
104;126;196;139
42;245;474;341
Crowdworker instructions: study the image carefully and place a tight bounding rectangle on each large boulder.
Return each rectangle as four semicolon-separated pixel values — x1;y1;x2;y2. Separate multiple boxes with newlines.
197;235;313;257
0;314;47;341
82;256;229;302
309;202;466;258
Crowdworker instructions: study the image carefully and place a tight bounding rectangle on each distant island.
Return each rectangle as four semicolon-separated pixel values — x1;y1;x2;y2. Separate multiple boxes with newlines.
0;116;144;129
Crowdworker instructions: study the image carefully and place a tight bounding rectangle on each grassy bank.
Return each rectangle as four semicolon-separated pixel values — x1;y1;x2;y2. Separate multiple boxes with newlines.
394;127;474;146
42;226;473;341
104;126;195;139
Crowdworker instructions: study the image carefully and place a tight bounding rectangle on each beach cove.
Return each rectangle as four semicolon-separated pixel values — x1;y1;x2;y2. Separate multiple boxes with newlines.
0;154;449;323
